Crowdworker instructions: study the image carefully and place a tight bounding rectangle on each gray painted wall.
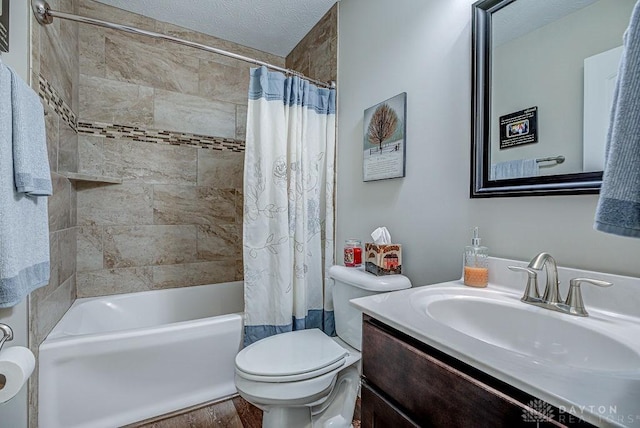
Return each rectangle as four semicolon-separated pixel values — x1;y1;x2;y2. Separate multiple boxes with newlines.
337;0;640;291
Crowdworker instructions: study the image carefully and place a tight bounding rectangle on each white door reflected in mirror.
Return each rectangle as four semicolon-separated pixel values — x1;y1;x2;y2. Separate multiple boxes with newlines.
583;45;623;173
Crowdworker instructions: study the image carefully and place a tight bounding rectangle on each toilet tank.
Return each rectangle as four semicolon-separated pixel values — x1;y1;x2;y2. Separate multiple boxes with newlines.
328;266;411;350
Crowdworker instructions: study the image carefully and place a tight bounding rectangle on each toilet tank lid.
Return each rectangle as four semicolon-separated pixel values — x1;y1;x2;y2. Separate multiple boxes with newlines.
328;266;411;291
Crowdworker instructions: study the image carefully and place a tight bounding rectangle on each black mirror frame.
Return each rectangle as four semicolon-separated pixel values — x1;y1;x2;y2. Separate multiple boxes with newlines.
470;0;603;198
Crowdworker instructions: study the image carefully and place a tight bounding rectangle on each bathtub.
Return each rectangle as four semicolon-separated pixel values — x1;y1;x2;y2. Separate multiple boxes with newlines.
38;281;244;428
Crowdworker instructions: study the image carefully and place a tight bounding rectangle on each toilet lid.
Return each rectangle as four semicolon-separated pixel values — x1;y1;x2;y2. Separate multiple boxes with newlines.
235;329;348;382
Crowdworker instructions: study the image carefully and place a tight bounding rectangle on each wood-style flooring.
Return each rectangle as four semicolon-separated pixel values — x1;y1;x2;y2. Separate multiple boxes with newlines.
130;395;361;428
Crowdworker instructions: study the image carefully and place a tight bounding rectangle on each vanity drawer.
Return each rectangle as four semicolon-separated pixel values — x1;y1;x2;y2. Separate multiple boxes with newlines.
362;319;563;427
361;382;420;428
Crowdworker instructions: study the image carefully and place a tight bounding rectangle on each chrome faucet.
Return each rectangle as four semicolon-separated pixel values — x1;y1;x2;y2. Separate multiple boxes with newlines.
527;252;561;305
509;252;612;317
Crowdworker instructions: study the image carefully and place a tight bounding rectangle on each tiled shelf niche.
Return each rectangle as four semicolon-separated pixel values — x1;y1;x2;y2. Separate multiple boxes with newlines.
59;171;123;184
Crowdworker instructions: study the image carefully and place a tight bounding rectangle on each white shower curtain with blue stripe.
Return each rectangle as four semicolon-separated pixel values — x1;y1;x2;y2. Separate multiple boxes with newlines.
243;66;336;346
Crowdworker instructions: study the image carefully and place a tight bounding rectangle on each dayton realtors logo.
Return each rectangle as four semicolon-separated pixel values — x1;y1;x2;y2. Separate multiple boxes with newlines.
523;399;640;426
522;399;555;427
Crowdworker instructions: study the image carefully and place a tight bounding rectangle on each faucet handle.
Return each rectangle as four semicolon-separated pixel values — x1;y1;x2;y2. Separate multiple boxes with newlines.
508;266;540;302
565;278;613;317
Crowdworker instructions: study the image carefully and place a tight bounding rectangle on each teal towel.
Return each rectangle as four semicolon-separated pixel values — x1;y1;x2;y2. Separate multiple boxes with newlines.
10;65;52;196
0;63;51;308
594;1;640;238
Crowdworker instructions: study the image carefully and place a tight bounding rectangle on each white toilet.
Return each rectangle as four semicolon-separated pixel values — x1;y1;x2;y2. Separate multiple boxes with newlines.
234;265;411;428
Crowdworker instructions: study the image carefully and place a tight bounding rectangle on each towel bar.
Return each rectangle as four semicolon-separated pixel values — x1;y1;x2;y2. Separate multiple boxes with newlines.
536;155;565;165
0;323;14;352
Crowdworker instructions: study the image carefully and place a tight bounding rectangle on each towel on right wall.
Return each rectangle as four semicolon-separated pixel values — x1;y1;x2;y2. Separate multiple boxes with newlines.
594;0;640;238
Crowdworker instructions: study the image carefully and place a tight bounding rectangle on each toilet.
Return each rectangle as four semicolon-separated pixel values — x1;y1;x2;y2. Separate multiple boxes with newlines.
234;265;412;428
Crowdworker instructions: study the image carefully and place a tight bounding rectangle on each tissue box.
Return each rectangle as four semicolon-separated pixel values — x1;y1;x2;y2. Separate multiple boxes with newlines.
365;243;402;275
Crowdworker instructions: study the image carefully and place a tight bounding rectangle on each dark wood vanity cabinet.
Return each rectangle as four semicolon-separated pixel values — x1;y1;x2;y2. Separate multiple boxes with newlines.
361;315;594;428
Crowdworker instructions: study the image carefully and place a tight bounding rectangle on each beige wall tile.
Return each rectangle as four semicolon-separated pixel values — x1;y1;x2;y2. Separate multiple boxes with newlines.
235;105;247;141
154;21;285;68
31;274;75;345
153;185;236;225
77;226;103;273
198;59;249;105
78;0;156;31
38;22;78;106
79;75;154;126
40;26;73;108
197;224;241;261
59;227;77;284
77;267;153;298
235;259;244;281
70;180;77;227
79;26;106;78
103;225;198;268
102;139;197;185
59;7;79;112
31;232;60;304
36;0;79;109
290;4;337;57
286;4;337;84
58;121;78;173
153;89;236;138
309;37;337;84
48;173;72;232
197;150;244;188
286;50;309;78
31;16;41;84
235;189;243;225
105;34;199;94
44;105;59;172
77;183;153;226
151;261;237;289
78;135;104;175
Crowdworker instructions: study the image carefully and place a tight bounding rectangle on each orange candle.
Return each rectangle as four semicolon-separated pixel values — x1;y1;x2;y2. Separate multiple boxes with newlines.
464;266;488;287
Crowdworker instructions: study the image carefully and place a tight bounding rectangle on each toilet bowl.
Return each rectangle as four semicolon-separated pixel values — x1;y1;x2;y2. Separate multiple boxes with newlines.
235;266;411;428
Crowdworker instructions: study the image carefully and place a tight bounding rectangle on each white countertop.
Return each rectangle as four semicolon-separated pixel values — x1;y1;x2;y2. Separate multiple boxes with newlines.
350;257;640;428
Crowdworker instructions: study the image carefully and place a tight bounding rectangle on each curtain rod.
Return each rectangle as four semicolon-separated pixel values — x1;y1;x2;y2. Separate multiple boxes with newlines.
31;0;335;89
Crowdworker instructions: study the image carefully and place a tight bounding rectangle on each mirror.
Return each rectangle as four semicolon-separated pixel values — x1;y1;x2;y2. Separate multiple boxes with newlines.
471;0;635;197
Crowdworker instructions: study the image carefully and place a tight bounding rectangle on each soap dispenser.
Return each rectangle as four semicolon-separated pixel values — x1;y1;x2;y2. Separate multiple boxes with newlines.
463;227;489;287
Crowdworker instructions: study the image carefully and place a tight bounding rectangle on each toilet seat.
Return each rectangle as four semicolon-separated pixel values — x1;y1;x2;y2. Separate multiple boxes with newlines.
235;329;348;382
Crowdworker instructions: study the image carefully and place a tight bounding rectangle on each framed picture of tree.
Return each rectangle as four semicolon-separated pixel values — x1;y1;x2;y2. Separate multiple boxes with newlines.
362;92;407;181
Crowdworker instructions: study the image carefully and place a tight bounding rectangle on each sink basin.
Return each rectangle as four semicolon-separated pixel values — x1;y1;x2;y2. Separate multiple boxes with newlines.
411;289;640;372
350;258;640;428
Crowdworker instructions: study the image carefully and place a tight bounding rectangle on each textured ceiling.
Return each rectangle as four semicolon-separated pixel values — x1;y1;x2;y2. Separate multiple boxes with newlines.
492;0;599;47
94;0;338;57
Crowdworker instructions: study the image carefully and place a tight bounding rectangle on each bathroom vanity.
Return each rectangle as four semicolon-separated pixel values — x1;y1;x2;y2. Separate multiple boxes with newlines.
351;257;640;428
361;315;591;427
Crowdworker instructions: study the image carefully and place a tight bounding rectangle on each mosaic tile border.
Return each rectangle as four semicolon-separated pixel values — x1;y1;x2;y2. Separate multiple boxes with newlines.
37;74;246;153
38;74;77;131
76;121;245;152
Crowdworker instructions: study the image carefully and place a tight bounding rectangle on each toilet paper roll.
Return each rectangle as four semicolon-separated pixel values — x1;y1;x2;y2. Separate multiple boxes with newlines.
0;346;35;403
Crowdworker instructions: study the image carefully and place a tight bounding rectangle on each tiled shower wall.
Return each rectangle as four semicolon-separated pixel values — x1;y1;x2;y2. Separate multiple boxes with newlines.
26;0;337;424
29;1;80;426
74;0;285;297
286;4;338;85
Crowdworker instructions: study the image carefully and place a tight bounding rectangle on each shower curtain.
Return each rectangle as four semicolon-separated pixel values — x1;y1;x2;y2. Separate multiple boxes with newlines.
242;66;336;346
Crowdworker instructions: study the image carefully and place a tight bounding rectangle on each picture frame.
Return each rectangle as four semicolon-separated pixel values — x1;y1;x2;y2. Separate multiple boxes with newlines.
362;92;407;181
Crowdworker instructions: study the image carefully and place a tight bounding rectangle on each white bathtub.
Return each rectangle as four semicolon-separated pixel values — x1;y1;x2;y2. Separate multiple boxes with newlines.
38;281;244;428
